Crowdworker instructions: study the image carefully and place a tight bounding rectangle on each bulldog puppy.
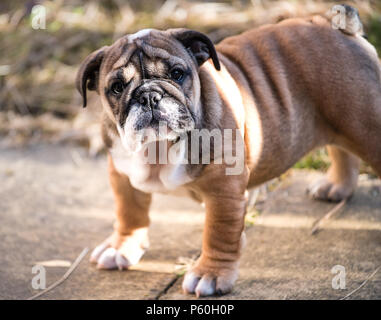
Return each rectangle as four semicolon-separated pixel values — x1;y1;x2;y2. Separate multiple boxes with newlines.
76;5;381;297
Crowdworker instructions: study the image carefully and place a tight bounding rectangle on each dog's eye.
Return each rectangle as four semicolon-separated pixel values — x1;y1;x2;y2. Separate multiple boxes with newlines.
170;68;184;82
111;81;124;95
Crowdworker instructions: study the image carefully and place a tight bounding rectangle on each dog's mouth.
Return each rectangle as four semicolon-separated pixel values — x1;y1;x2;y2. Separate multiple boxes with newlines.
130;97;195;131
117;118;189;156
138;127;182;146
118;94;195;154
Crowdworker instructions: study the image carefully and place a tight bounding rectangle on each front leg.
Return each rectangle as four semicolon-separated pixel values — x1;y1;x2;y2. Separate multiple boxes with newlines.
183;175;247;297
90;155;152;270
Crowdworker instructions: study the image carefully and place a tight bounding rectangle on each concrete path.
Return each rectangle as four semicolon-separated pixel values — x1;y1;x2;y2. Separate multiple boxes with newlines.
0;144;380;300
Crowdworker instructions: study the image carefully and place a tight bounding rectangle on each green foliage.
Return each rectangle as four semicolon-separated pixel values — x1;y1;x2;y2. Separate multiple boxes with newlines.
367;14;381;56
245;208;261;227
293;149;330;171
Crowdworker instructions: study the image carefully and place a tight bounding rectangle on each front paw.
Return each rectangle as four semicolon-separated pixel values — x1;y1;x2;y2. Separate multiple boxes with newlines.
182;259;238;297
90;228;148;270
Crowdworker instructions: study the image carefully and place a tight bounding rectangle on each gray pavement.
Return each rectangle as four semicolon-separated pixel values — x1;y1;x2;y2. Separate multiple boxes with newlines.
0;144;380;299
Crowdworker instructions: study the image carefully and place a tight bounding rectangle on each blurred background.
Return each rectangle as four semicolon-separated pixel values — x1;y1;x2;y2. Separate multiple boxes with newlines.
0;0;380;172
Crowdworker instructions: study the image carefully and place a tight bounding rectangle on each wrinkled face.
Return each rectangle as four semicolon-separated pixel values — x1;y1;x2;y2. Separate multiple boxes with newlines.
77;28;220;154
100;30;203;152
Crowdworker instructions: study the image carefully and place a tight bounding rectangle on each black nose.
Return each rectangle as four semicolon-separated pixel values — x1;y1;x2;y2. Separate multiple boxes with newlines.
139;91;162;109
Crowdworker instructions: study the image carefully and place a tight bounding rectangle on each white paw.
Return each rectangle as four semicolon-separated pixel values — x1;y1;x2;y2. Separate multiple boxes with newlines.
182;265;238;297
307;178;355;202
90;228;148;270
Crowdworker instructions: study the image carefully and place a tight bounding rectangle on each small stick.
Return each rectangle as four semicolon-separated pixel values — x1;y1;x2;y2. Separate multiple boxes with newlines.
340;266;380;300
27;248;89;300
310;199;347;235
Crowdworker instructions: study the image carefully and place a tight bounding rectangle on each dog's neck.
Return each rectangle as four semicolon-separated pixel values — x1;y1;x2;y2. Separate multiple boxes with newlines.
197;62;224;130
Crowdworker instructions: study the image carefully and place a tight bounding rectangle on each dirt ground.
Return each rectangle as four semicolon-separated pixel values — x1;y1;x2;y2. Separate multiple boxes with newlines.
0;144;380;300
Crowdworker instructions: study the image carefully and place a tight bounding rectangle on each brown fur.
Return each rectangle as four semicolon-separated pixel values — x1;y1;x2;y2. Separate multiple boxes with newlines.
77;12;381;296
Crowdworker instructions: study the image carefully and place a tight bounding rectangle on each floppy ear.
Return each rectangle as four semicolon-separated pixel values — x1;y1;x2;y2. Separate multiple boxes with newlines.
76;46;109;108
169;29;220;71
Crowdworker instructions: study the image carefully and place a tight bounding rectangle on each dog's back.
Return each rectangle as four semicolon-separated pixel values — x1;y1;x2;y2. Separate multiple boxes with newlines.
216;5;381;185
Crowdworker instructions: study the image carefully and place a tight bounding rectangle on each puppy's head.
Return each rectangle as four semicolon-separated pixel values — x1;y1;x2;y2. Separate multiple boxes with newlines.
76;28;220;152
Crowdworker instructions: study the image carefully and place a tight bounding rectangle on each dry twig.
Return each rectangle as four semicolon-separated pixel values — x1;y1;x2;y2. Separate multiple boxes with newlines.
340;266;381;300
310;199;347;235
27;248;89;300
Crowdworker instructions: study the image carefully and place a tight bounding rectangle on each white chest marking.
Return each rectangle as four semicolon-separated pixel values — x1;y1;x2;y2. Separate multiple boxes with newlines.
109;137;193;194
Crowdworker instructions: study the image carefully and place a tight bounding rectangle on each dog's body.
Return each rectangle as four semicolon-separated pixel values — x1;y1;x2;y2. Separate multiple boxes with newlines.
77;7;381;297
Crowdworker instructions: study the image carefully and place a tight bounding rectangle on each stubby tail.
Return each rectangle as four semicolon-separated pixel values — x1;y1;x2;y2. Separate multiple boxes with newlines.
327;4;365;37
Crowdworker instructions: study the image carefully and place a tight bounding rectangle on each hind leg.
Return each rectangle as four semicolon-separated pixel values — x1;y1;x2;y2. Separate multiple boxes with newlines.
307;146;359;202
